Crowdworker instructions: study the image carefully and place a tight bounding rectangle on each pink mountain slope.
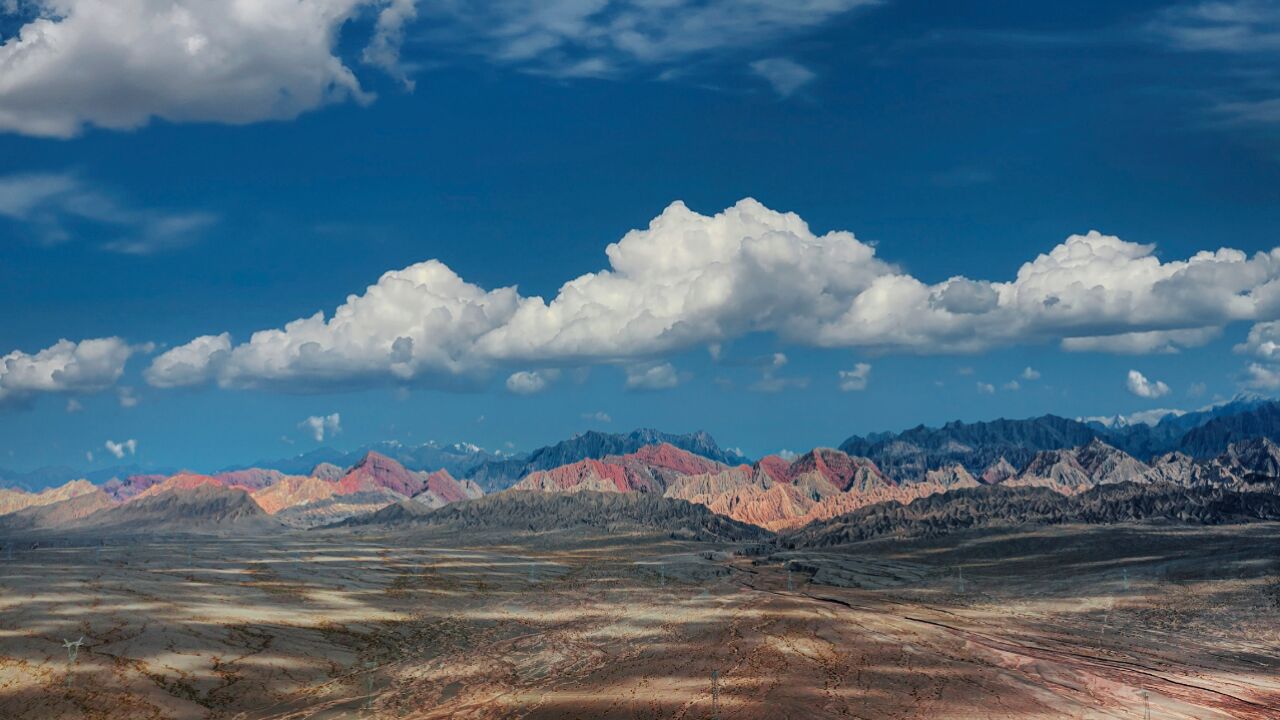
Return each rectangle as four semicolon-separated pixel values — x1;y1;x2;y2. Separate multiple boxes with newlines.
336;452;425;496
515;444;724;494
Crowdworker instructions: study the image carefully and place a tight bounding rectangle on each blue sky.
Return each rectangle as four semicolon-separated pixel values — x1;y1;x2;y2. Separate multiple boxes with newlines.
2;0;1280;472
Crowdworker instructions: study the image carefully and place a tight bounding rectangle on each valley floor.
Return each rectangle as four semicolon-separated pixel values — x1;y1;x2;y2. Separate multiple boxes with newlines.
0;523;1278;719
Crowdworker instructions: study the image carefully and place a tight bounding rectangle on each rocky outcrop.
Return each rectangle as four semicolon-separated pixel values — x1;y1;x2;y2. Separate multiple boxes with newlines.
251;475;337;514
0;479;99;515
274;490;403;528
1005;440;1149;495
310;462;344;481
413;469;483;508
0;486;116;532
212;468;285;492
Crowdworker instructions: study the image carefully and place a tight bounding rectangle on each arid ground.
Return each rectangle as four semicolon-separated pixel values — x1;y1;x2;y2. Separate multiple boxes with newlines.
1;523;1278;719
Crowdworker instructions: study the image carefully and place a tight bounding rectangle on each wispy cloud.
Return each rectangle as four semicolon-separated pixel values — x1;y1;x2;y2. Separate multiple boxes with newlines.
420;1;878;79
116;386;139;408
1215;96;1280;124
0;173;215;253
749;57;816;97
750;374;809;392
930;166;995;188
1150;2;1280;125
1151;1;1280;53
838;363;871;391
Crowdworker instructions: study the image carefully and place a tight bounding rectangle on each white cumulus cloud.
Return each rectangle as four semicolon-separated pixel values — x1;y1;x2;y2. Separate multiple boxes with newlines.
144;333;231;388
837;362;871;391
0;0;417;138
1244;362;1280;390
1061;327;1221;354
301;413;341;442
104;438;137;459
1235;320;1280;359
1;337;140;408
1020;366;1041;380
625;361;680;391
1126;369;1171;399
505;369;560;395
146;198;1280;394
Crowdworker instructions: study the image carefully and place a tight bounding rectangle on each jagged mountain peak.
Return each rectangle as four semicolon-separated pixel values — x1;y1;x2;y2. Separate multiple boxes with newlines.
466;428;747;492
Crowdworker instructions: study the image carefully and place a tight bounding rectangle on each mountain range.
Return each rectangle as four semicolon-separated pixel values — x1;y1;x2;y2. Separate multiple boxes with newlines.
782;480;1280;549
466;428;749;491
839;395;1280;481
6;400;1280;541
227;439;508;479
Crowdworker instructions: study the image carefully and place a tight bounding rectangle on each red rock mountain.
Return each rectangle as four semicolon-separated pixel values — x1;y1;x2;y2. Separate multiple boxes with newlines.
514;444;721;494
1;452;485;531
336;452;426;496
515;442;974;531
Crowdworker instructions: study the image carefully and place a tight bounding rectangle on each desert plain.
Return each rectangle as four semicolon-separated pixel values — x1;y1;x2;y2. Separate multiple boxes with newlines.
1;522;1278;719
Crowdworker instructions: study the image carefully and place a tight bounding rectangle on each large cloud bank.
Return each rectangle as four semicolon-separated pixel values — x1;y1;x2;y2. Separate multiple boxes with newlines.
143;198;1280;393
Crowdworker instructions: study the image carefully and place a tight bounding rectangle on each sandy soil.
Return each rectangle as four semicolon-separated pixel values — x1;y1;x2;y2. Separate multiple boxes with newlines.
0;523;1277;719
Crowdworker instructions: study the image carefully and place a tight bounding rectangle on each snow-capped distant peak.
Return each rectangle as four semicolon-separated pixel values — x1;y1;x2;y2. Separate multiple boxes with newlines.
1081;408;1185;428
